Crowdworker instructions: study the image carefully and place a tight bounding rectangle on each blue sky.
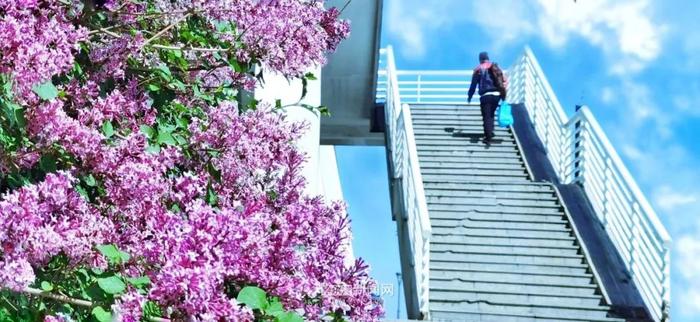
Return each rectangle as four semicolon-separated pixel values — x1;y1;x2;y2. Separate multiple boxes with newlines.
336;0;700;321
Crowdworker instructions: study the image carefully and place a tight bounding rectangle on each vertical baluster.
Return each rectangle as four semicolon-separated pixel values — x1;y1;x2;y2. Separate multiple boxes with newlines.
417;75;422;103
661;244;671;321
603;159;613;228
629;203;641;275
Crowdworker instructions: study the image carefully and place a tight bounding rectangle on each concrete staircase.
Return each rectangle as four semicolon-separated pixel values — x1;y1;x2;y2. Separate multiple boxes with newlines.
411;104;624;322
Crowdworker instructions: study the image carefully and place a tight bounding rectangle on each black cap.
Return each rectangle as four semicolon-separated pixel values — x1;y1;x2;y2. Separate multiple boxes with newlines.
479;51;489;62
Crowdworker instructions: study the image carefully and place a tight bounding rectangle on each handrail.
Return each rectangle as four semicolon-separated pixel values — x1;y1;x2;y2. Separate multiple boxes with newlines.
381;46;432;319
377;46;671;321
510;47;671;322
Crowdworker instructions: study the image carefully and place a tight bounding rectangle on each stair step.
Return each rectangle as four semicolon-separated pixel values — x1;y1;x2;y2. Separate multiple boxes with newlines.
421;168;528;178
419;156;523;164
431;234;577;248
427;204;564;215
429;278;597;298
421;163;526;172
430;227;574;240
414;127;512;136
424;189;556;201
431;264;591;278
413;125;512;133
429;290;604;312
412;120;511;127
423;181;553;193
430;250;585;267
430;218;571;237
431;242;581;258
416;138;518;147
411;108;485;114
418;151;522;159
423;175;530;183
429;306;622;322
431;218;569;232
430;260;589;276
417;144;517;152
429;212;565;223
427;196;560;208
431;272;596;291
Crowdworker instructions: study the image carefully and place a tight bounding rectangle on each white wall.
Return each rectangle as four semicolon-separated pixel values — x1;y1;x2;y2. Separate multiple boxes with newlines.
255;69;354;264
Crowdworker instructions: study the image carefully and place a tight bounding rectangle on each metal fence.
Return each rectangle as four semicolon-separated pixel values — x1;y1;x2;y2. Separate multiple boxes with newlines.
379;46;671;321
380;46;432;319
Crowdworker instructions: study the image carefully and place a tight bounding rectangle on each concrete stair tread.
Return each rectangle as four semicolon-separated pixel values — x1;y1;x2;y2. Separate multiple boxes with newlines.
431;235;577;248
406;104;617;321
429;212;566;223
430;279;598;297
428;204;565;215
429;306;623;322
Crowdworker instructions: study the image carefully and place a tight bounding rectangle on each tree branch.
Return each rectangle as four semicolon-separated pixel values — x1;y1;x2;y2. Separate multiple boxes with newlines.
144;13;191;45
17;287;171;322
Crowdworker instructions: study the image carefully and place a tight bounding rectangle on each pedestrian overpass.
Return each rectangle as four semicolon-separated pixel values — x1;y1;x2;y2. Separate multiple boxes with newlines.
366;46;670;322
311;3;670;320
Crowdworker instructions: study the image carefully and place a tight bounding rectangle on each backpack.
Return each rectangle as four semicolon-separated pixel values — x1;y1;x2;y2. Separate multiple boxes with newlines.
478;66;497;93
489;63;508;99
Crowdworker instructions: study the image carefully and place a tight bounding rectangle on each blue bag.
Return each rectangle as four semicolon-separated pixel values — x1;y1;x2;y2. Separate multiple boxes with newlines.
498;102;513;128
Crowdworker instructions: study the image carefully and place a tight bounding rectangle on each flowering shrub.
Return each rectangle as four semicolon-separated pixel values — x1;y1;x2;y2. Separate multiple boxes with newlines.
0;0;383;321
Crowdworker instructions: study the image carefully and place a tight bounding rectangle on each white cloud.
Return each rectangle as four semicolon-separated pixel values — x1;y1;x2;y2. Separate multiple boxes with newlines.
385;0;665;73
385;0;463;60
535;0;664;75
601;86;615;104
654;186;699;212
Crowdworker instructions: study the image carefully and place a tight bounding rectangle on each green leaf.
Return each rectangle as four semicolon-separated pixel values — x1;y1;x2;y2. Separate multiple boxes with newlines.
126;276;151;289
276;312;304;322
146;144;161;154
157;64;172;80
97;276;126;295
147;84;160;92
318;105;330;116
83;174;97;187
175;117;188;129
140;125;156;139
237;286;268;310
96;244;130;264
205;182;218;206
75;185;89;198
40;281;54;292
207;162;222;182
300;77;308;100
92;307;112;322
12;105;26;129
229;59;245;73
157;131;177;146
266;298;284;317
32;81;59;100
102;121;114;138
275;99;282;109
39;154;57;173
304;72;317;81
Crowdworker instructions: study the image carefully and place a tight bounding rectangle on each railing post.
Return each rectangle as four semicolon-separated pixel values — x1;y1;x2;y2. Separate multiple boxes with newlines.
629;203;641;274
661;244;671;322
603;159;613;228
416;75;422;103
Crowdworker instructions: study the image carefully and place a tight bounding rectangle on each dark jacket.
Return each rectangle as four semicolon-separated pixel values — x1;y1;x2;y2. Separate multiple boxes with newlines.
467;62;498;101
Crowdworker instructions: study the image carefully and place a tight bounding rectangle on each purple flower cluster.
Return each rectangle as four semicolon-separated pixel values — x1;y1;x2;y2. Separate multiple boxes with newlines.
0;0;86;100
0;0;382;320
0;172;113;291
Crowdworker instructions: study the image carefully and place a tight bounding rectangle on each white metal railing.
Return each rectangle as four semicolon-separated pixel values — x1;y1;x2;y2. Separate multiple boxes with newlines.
377;69;476;105
509;47;671;321
378;46;671;321
381;46;432;319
